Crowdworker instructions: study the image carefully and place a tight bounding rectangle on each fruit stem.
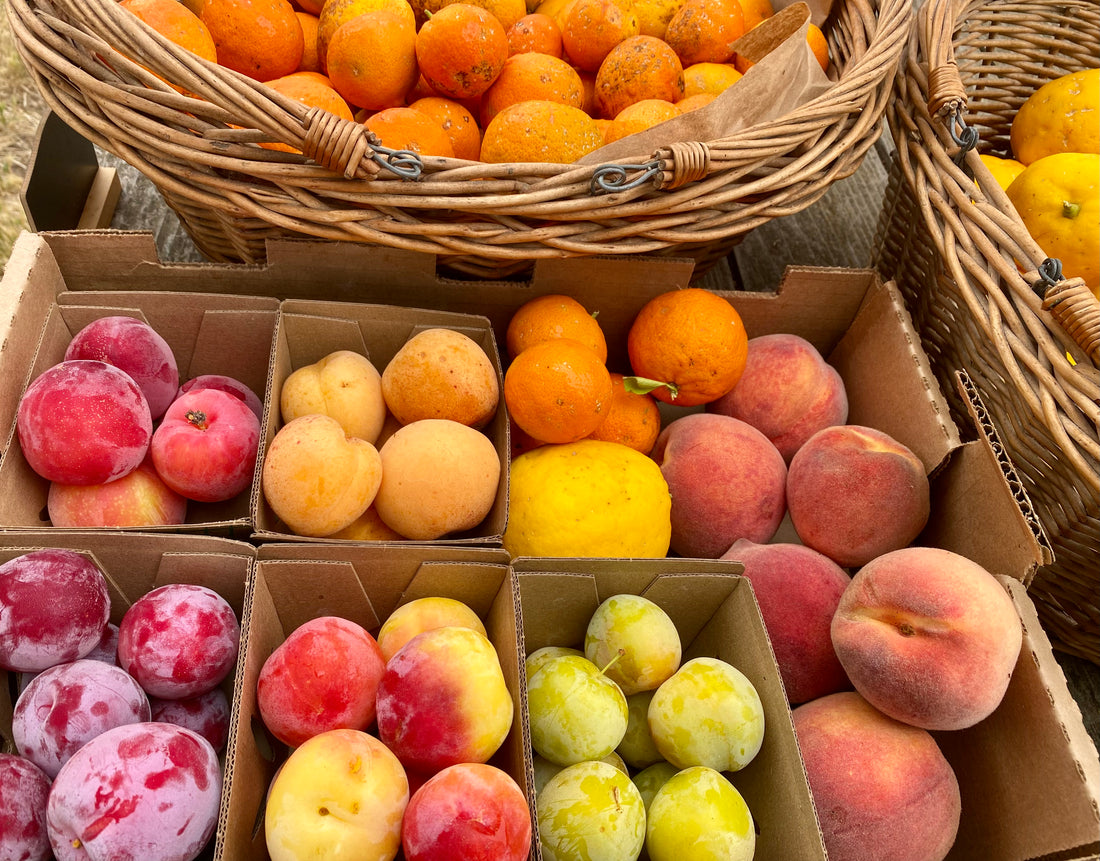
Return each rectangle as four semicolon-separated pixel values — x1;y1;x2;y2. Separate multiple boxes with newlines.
600;648;626;676
185;409;208;431
1062;200;1081;219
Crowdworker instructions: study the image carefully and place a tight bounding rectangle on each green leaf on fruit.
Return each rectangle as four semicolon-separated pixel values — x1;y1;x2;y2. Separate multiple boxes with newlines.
622;376;678;398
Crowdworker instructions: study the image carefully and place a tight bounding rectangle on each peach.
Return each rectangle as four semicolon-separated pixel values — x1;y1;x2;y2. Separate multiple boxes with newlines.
0;753;52;861
401;762;532;861
262;413;384;537
150;386;261;503
652;412;788;558
0;549;111;673
792;691;961;861
257;615;387;748
65;315;180;420
48;453;188;528
376;625;513;774
706;333;848;463
264;728;409;861
373;419;501;540
377;596;488;663
46;722;221;861
13;659;152;778
786;424;931;568
150;687;231;752
17;360;152;485
280;349;388;444
117;583;240;700
721;539;851;704
177;373;264;419
831;546;1023;731
381;327;501;428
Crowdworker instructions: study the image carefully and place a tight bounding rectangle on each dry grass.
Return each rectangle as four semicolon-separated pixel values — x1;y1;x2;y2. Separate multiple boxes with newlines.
0;0;48;268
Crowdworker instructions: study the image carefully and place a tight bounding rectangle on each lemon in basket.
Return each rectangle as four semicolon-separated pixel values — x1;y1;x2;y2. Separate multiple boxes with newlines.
1009;68;1099;165
504;439;672;558
1007;151;1099;299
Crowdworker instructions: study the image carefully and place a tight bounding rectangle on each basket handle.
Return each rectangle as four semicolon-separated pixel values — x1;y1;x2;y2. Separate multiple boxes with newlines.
589;142;711;194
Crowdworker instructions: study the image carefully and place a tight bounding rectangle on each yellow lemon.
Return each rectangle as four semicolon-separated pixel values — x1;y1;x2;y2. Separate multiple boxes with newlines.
1009;68;1099;165
979;153;1026;191
1007;152;1099;299
504;439;672;558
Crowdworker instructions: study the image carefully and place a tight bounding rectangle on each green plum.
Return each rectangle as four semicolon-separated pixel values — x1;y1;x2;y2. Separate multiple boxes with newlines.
585;594;682;696
631;761;679;812
648;657;765;772
537;760;647;861
646;765;756;861
527;654;628;766
533;750;629;798
525;645;584;681
617;689;663;769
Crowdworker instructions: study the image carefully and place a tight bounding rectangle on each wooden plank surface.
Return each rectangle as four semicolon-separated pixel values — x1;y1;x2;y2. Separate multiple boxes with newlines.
90;140;1100;752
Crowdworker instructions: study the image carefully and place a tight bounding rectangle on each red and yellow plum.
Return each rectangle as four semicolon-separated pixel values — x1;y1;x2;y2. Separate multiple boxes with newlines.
48;453;188;528
377;596;488;664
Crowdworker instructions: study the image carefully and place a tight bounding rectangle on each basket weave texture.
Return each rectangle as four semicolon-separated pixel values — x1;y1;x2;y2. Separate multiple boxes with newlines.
7;0;909;277
874;0;1100;662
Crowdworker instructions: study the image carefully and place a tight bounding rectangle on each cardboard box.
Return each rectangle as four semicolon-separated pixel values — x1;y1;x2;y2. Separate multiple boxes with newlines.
251;299;508;544
217;544;520;861
0;282;278;538
0;531;255;763
514;557;829;861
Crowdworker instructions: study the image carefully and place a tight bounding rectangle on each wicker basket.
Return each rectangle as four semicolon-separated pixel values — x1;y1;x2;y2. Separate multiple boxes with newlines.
874;0;1100;662
6;0;909;278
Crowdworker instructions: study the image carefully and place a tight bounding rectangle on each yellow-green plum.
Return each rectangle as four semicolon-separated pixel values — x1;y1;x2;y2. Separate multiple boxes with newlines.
375;626;513;774
648;657;765;772
632;761;678;811
585;593;682;696
527;654;628;766
617;689;664;769
376;597;487;664
525;645;584;681
264;728;409;861
646;765;756;861
537;760;646;861
534;750;628;797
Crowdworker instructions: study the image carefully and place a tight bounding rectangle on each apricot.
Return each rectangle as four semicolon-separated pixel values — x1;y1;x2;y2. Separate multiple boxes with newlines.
831;546;1023;731
793;691;961;861
377;596;488;663
786;424;931;568
280;349;387;444
721;539;851;704
707;333;848;462
652;412;787;557
381;327;501;428
262;413;383;537
373;419;501;540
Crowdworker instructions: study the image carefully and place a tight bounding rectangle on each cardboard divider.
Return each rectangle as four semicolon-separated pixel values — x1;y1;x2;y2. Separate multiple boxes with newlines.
0;290;278;535
513;558;829;861
217;544;518;861
251;299;509;544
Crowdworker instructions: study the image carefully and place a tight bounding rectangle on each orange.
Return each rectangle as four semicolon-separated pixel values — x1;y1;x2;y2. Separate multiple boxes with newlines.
505;292;609;362
408;96;483;160
682;61;742;98
577;67;599;115
326;10;418;109
676;91;717;113
594;35;685;119
585;372;661;454
416;4;510;100
535;0;576;28
364;106;457;157
480;52;585;127
317;0;415;71
481;99;604;162
594;116;615;141
633;0;686;38
294;11;322;72
263;73;354;151
503;338;614;443
506;12;564;56
121;0;218;64
625;287;749;406
736;0;772;30
806;21;829;72
559;0;639;72
663;0;744;66
604;97;679;143
409;0;527;30
202;0;305;81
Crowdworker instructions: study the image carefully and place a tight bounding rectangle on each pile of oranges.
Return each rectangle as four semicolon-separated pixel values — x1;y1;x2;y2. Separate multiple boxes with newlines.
121;0;829;164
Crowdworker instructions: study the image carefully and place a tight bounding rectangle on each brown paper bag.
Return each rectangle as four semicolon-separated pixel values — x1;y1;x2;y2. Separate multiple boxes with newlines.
578;2;835;165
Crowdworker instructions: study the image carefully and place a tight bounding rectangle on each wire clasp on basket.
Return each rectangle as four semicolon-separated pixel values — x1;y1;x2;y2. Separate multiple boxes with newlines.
589;141;711;195
947;108;979;167
1027;260;1100;366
